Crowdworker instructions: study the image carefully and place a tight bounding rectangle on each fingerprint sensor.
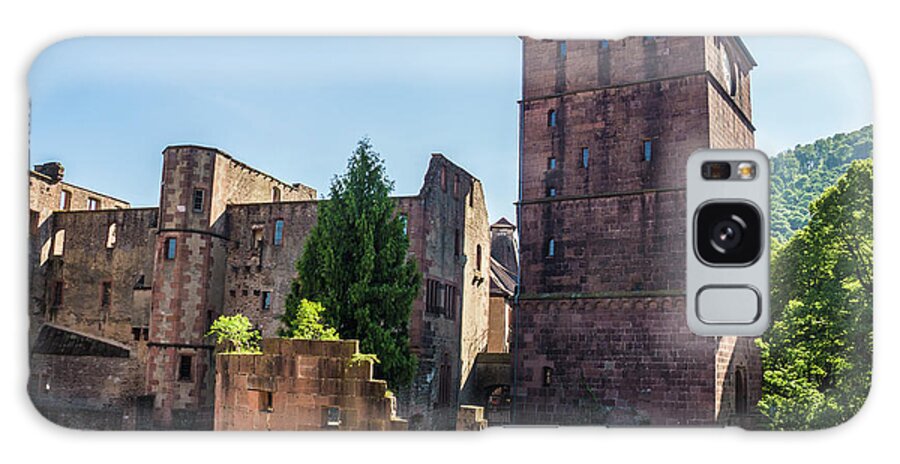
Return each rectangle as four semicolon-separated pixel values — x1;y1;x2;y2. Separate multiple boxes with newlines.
696;286;761;324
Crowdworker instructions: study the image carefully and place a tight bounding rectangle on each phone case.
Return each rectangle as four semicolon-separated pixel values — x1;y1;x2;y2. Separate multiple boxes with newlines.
27;36;872;431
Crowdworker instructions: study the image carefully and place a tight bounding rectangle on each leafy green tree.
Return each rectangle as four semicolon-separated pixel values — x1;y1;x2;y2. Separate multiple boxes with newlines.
758;159;872;429
770;125;872;244
279;298;340;340
206;314;261;354
284;138;422;388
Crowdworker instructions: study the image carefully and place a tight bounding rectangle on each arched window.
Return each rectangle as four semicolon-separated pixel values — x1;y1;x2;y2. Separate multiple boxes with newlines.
106;223;117;249
53;229;65;256
735;367;748;415
272;187;281;202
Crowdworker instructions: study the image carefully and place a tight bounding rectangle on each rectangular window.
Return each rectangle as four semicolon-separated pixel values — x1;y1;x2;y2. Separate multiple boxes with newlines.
273;219;284;246
548;187;557;197
548;110;557;127
53;229;65;256
559;41;567;59
51;281;64;308
441;166;447;192
548;157;557;170
399;214;408;236
100;281;112;307
600;40;609;49
253;226;264;248
192;189;204;212
87;197;100;211
258;390;274;413
165;238;177;260
454;229;460;256
59;190;71;210
261;291;272;311
543;367;553;386
178;355;192;382
643;140;653;162
581;147;589;168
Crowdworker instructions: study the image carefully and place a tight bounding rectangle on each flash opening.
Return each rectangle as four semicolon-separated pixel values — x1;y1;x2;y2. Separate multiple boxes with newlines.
737;162;756;180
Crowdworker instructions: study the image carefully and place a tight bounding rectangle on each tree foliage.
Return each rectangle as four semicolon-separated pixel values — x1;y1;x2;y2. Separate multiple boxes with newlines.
758;159;872;429
278;298;340;340
284;138;421;388
206;314;261;354
770;125;872;244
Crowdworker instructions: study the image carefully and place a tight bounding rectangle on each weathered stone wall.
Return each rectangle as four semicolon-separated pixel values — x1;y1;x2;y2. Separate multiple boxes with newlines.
459;179;491;404
40;208;158;344
29;352;146;430
214;338;406;431
514;37;760;426
222;201;319;337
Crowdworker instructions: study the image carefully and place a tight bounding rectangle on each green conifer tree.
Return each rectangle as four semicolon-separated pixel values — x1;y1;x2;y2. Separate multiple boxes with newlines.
283;138;421;388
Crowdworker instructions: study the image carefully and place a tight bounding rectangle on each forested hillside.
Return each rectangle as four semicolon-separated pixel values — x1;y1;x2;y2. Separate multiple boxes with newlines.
758;159;872;429
770;125;873;244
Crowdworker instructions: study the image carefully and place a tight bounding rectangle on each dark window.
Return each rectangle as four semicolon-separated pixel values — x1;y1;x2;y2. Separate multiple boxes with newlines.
132;327;142;341
273;219;284;246
476;245;482;272
59;190;71;210
178;355;192;382
558;41;567;59
325;406;341;426
192;189;204;212
30;210;39;236
469;182;475;207
261;291;272;311
51;281;64;308
259;391;274;413
447;285;457;320
272;187;281;202
542;367;553;386
438;353;452;405
454;229;461;256
426;279;446;315
643;140;653;162
165;238;177;260
735;367;748;415
547;109;557;127
454;174;460;198
100;281;112;308
441;166;447;191
547;239;556;258
548;157;557;170
242;289;248;297
88;197;100;211
581;147;589;168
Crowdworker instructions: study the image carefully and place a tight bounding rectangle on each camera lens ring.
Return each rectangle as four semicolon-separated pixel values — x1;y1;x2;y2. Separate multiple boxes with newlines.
693;201;763;266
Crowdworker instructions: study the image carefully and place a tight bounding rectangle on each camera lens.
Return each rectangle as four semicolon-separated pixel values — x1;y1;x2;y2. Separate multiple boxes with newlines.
710;217;744;251
695;202;762;265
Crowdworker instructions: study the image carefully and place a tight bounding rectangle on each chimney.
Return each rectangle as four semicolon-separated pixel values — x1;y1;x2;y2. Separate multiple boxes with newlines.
34;162;65;183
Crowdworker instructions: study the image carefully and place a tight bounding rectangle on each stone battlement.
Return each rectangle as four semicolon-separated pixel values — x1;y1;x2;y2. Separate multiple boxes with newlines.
214;338;407;431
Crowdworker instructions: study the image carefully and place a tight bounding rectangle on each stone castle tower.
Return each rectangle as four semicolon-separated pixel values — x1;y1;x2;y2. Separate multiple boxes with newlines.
146;146;315;428
514;36;761;425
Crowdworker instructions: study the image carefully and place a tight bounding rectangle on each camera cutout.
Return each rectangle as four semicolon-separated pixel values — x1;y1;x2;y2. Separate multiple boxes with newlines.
694;201;762;265
686;150;770;337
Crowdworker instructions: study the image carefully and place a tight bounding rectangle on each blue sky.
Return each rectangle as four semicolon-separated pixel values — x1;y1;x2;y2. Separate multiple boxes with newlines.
29;36;872;223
